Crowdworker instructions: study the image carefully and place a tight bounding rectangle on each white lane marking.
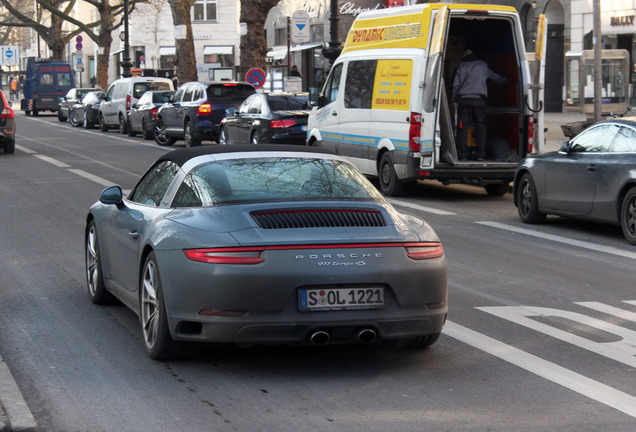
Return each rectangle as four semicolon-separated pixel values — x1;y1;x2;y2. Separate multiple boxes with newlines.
388;199;456;215
67;169;113;187
444;320;636;418
477;221;636;260
34;154;71;168
576;302;636;322
15;144;36;154
0;353;38;430
477;305;636;368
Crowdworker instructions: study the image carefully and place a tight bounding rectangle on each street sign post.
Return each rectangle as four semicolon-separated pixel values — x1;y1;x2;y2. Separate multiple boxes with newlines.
0;45;19;66
246;68;266;89
291;11;311;44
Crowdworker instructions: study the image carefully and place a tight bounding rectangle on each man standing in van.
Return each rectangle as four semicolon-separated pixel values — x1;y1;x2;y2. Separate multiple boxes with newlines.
452;49;507;161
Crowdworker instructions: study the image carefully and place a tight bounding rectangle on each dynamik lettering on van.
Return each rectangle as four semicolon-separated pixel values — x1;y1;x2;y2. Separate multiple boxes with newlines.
307;3;544;198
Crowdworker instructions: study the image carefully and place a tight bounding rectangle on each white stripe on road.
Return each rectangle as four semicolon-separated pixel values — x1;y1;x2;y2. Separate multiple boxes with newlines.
444;320;636;418
389;199;456;215
67;169;113;187
476;221;636;260
34;154;71;168
14;144;36;154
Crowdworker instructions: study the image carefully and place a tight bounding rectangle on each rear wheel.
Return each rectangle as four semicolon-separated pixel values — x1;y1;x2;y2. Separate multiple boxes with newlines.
99;113;108;132
184;121;201;147
140;252;191;360
620;187;636;245
154;117;176;146
218;127;228;145
84;112;93;129
379;152;405;196
516;172;546;224
484;182;509;196
119;114;128;134
69;109;80;127
127;121;136;137
3;140;15;154
142;119;152;140
250;130;261;145
58;109;67;122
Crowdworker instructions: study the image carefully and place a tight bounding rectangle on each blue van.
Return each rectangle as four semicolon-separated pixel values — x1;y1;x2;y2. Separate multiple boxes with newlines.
21;58;75;116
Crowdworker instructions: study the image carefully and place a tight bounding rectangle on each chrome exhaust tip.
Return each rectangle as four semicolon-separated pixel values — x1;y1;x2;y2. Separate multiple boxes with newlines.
356;328;377;344
309;330;330;346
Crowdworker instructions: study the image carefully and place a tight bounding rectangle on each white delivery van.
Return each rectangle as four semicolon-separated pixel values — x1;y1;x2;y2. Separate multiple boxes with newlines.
307;3;544;196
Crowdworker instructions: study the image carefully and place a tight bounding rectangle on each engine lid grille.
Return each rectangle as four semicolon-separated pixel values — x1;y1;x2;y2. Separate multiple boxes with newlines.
251;208;387;229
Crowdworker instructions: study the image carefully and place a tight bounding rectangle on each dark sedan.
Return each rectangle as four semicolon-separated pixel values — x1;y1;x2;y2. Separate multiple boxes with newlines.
0;90;15;154
219;92;311;145
69;91;105;129
128;90;174;140
85;145;447;360
58;87;100;122
154;81;255;147
514;118;636;244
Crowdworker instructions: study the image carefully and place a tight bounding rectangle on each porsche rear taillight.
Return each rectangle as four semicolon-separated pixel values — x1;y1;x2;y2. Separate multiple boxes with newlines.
184;247;264;264
197;103;212;115
404;242;444;260
271;119;297;128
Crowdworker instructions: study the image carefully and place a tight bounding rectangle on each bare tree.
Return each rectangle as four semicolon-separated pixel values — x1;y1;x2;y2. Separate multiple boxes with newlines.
239;0;279;79
166;0;197;84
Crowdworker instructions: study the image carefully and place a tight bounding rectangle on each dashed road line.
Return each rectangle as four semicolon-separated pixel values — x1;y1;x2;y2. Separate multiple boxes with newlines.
34;154;71;168
67;169;113;187
388;199;456;215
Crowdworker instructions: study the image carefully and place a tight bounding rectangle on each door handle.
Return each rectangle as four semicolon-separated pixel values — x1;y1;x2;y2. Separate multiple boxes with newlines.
129;230;139;239
587;165;597;172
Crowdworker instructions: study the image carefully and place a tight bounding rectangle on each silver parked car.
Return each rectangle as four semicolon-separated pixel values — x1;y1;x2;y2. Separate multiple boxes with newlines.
85;146;448;360
514;118;636;244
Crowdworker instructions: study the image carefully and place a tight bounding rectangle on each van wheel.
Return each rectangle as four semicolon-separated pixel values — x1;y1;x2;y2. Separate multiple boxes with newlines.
32;108;39;116
3;140;15;154
119;115;128;134
484;182;509;196
379;152;405;197
184;121;201;147
99;114;108;132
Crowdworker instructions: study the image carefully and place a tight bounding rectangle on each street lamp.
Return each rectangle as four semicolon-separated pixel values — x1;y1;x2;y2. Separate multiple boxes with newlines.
322;0;342;65
120;0;133;78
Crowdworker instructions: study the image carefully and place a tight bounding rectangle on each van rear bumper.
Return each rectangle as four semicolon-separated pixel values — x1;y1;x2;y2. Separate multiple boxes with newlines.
405;156;517;183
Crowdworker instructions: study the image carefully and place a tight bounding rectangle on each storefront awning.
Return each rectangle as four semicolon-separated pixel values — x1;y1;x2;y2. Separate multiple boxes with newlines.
266;43;323;60
203;46;234;55
159;47;176;56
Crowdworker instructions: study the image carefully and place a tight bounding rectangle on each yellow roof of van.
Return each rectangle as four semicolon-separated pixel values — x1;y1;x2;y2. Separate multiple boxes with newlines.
342;3;517;54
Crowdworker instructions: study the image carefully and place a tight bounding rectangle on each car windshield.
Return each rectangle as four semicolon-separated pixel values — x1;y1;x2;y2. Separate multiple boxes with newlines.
268;95;309;110
133;82;172;99
206;84;255;100
172;157;384;207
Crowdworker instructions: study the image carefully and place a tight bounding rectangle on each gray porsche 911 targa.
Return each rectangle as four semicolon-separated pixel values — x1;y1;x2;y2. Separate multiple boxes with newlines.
85;145;448;360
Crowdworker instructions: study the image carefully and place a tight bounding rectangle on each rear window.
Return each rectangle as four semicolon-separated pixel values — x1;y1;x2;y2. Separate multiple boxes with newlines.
268;95;309;110
206;84;255;100
172;157;383;207
152;91;174;103
133;82;172;99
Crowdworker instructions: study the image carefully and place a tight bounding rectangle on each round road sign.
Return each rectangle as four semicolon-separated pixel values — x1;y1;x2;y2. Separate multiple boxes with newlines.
246;68;266;89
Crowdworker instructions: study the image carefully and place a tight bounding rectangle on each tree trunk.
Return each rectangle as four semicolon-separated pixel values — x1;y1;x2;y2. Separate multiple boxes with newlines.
239;0;279;80
168;0;197;85
96;2;115;89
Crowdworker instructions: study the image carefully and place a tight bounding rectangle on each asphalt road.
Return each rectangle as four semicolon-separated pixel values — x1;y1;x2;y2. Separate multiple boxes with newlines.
0;112;634;431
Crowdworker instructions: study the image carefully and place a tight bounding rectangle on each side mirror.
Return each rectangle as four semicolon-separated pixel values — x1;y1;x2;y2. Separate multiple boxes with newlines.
98;93;106;100
559;141;570;152
225;107;237;116
100;186;124;208
309;87;321;107
131;103;138;109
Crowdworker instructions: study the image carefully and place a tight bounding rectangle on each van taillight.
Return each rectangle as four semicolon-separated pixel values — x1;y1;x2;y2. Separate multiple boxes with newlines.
409;112;421;152
126;95;131;111
527;115;534;154
0;107;14;119
197;103;212;115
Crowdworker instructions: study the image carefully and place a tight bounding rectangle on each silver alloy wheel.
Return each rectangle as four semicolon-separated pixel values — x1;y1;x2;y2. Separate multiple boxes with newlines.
86;224;99;298
141;260;159;350
219;127;228;145
519;178;533;216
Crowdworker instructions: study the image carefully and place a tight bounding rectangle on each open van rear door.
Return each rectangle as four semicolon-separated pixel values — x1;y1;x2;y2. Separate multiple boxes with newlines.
420;5;450;169
530;14;547;152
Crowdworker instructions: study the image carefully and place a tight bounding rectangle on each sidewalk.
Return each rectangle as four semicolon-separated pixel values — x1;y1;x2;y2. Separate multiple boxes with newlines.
542;111;587;152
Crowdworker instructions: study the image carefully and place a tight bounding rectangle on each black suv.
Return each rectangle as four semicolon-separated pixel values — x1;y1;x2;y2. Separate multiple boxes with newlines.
154;81;255;147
